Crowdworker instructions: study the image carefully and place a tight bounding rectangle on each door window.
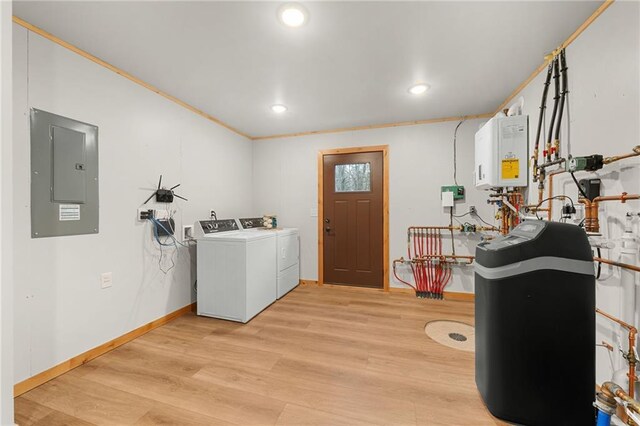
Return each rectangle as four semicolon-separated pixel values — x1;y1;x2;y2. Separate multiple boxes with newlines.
334;163;371;192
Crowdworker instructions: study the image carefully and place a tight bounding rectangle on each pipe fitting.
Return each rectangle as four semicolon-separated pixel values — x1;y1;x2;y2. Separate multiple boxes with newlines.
601;381;640;415
603;145;640;165
596;389;618;415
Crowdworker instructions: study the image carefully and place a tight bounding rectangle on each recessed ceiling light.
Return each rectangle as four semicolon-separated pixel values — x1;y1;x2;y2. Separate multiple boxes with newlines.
278;3;308;28
271;104;288;113
408;83;430;95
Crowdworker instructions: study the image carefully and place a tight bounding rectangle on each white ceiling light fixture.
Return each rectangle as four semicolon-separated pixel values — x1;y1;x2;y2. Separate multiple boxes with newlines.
278;3;309;28
408;83;430;95
271;104;288;113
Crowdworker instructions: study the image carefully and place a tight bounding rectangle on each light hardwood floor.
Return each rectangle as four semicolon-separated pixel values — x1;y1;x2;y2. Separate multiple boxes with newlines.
15;284;502;425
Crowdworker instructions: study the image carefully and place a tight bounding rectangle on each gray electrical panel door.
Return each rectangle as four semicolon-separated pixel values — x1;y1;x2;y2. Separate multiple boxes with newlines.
31;109;99;238
52;126;87;203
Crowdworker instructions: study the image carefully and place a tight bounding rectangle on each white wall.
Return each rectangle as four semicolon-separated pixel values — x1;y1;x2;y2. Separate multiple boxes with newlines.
513;2;639;385
0;2;14;424
12;25;253;384
252;119;498;293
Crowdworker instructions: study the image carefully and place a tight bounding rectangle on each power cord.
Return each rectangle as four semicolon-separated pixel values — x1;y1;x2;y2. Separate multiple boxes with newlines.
453;209;496;229
534;195;575;220
150;217;189;248
452;119;465;186
148;216;189;274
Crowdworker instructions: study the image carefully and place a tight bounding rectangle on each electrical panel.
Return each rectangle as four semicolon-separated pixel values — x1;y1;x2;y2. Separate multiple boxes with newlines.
30;109;99;238
474;115;529;189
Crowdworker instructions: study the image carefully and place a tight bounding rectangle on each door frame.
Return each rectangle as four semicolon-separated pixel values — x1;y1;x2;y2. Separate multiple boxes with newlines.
317;145;389;291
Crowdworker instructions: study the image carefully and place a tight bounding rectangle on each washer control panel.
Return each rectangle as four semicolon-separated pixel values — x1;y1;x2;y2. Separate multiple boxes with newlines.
198;219;238;234
239;217;264;229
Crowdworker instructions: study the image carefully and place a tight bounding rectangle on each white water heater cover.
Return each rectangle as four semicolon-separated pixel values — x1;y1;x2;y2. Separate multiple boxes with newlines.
474;115;529;189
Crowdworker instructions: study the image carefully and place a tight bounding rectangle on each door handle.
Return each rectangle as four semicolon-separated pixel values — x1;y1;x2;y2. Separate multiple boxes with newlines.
325;227;331;233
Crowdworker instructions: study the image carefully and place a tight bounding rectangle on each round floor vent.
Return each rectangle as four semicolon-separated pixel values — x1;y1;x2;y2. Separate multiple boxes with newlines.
424;320;475;352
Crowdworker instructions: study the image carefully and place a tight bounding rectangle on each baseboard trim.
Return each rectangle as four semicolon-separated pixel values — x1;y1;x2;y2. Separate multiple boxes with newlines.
443;291;475;302
13;302;196;397
300;280;474;301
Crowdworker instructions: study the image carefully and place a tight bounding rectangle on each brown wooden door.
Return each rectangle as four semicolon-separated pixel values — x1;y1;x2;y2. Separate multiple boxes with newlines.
323;151;383;288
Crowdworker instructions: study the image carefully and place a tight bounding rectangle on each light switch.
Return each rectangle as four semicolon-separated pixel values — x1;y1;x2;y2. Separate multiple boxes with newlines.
101;272;112;289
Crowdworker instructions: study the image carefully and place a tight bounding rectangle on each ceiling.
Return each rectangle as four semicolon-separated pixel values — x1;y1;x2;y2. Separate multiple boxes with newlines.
14;1;602;138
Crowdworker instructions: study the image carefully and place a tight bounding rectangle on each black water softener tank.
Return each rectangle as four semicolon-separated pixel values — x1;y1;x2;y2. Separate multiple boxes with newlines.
475;221;595;425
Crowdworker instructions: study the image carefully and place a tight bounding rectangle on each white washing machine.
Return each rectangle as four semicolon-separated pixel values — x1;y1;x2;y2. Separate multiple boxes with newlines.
195;219;276;323
238;218;300;299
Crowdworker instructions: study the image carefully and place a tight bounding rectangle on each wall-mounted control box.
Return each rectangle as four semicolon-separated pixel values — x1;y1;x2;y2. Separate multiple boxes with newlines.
156;218;175;236
578;178;601;202
30;109;99;238
441;185;465;201
474;115;528;189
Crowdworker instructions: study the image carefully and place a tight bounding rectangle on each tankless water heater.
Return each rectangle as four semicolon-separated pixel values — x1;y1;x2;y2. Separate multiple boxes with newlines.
474;115;529;189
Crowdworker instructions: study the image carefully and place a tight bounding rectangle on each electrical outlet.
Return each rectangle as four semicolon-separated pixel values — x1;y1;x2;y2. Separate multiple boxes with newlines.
138;208;154;221
469;206;477;215
101;272;112;289
183;225;194;241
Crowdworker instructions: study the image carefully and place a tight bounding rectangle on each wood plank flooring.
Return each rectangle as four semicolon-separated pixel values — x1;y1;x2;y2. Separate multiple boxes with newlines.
15;284;502;425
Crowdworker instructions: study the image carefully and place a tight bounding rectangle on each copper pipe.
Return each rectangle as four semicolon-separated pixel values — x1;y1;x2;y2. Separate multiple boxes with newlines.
579;198;599;233
579;193;639;233
595;257;640;273
548;172;554;220
409;225;498;232
601;382;640;415
589;201;600;233
546;170;566;221
524;171;563;216
415;254;475;261
603;145;640;165
593;193;640;204
597;308;637;336
409;226;458;231
525;206;550;212
399;254;475;264
501;206;508;235
597;308;638;398
601;341;614;352
478;226;500;232
537;186;544;205
583;199;594;232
